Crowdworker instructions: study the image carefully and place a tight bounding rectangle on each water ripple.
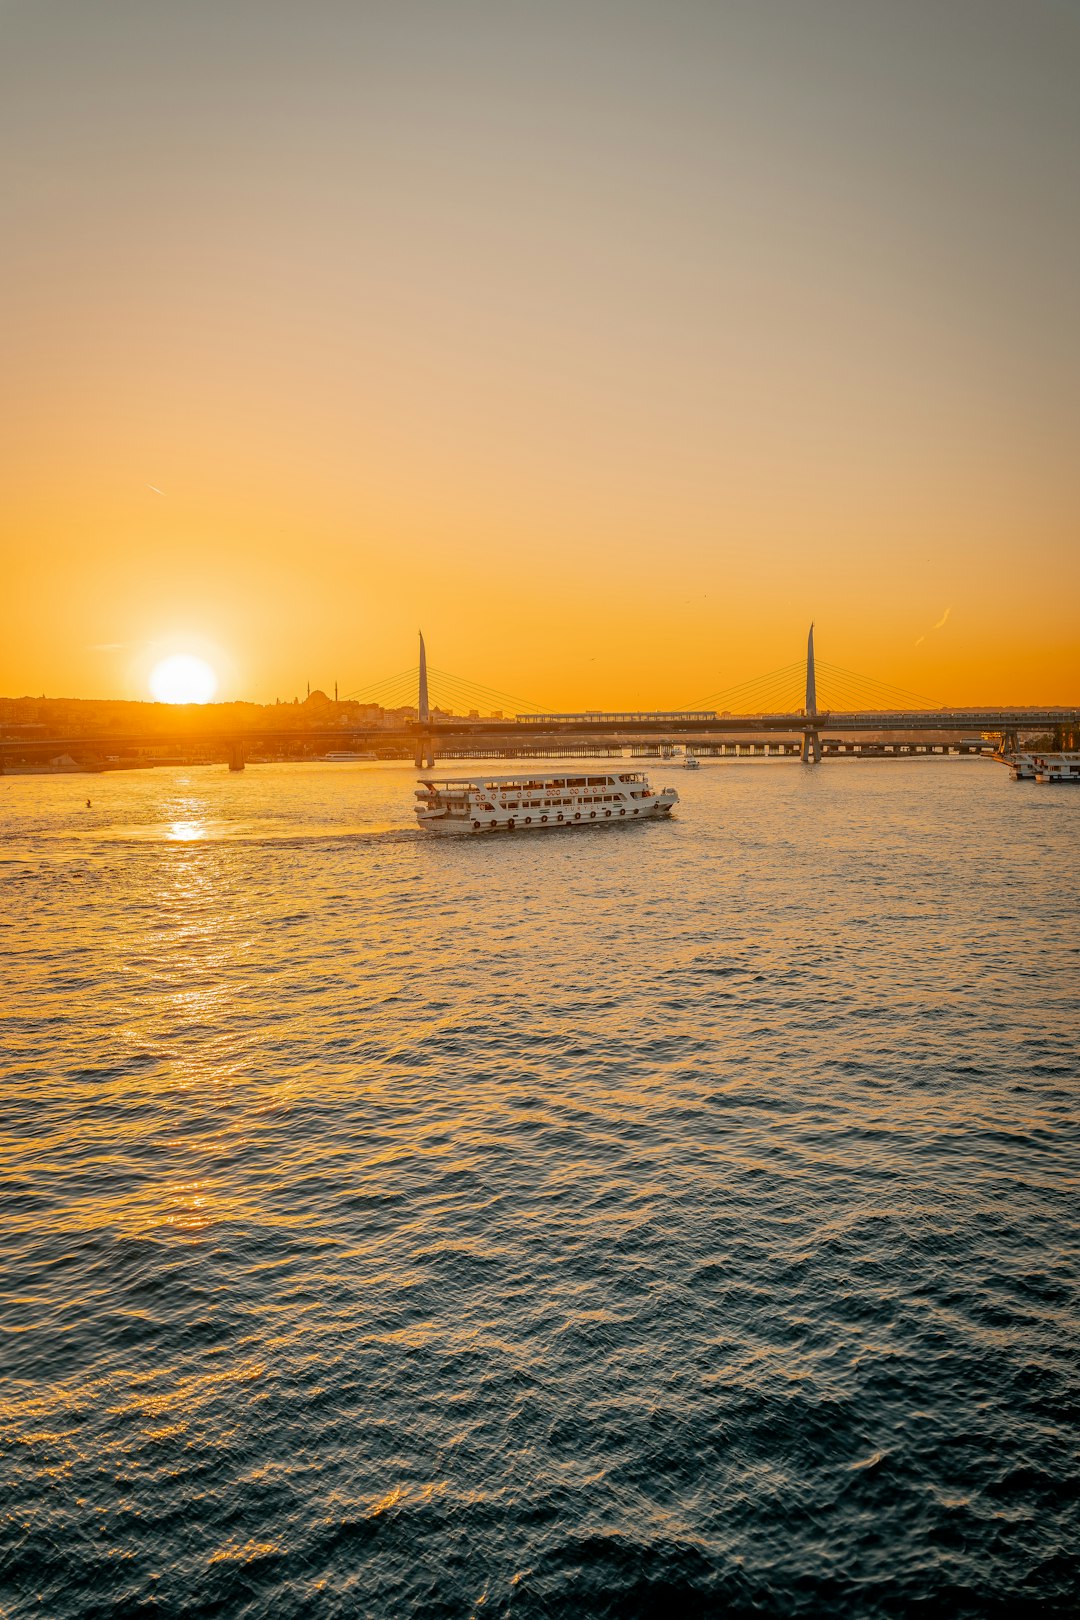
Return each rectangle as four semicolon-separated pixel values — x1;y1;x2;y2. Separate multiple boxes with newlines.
1;760;1078;1617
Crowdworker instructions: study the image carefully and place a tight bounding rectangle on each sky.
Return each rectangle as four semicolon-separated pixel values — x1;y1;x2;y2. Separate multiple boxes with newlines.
2;0;1078;708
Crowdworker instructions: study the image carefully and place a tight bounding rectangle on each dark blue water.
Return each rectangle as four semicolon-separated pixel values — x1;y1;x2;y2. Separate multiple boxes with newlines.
2;759;1078;1617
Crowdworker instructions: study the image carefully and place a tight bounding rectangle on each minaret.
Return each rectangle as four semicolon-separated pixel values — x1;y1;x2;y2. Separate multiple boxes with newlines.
334;680;338;702
805;623;817;717
418;631;430;724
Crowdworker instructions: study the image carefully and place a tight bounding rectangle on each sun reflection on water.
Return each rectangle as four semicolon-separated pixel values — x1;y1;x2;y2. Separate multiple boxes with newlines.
168;821;206;842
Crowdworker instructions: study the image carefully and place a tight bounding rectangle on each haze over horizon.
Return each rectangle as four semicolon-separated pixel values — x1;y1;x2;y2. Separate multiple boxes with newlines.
3;0;1078;707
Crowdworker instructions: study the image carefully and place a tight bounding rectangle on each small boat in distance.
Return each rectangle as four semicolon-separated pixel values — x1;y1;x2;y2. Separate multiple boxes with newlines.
415;770;679;835
683;752;701;770
323;750;378;761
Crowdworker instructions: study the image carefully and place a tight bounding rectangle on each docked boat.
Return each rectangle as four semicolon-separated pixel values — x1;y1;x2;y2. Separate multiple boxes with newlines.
1002;750;1080;782
414;769;679;835
1034;752;1080;784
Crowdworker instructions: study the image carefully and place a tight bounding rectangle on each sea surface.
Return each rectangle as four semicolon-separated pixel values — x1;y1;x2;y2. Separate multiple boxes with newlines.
2;758;1078;1619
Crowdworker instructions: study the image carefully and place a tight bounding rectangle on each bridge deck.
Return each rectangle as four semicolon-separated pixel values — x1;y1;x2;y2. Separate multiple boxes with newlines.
3;708;1078;757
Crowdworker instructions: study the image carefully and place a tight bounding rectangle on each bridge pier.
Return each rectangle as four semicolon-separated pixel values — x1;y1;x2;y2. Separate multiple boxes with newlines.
227;741;245;772
801;729;821;764
414;735;435;770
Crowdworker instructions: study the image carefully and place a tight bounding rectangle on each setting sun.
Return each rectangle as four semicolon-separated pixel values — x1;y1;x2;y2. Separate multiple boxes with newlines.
149;653;218;705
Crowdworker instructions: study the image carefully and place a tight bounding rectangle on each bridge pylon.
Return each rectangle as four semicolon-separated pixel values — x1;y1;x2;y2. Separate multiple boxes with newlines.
801;622;822;764
418;630;430;724
415;630;434;767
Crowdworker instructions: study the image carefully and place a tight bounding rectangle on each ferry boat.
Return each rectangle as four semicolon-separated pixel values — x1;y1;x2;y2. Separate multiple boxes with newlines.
1034;752;1080;784
415;770;679;835
1002;751;1080;782
683;752;701;770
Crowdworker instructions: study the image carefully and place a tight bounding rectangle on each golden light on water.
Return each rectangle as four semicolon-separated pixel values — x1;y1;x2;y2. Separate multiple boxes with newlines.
168;820;207;842
149;654;218;705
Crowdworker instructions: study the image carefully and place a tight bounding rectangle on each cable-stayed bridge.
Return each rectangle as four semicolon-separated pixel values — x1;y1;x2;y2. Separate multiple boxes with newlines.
4;628;1077;770
342;626;936;721
354;628;1078;768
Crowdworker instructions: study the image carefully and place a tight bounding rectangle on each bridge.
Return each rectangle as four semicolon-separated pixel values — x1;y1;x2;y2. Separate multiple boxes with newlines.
402;626;1078;767
2;627;1077;772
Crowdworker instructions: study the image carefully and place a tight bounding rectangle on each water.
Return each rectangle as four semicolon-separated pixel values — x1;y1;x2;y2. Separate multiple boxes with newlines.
2;759;1078;1618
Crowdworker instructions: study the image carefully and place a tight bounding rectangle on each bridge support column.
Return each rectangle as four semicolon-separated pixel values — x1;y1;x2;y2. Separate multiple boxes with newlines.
414;735;435;770
801;729;821;764
227;741;245;772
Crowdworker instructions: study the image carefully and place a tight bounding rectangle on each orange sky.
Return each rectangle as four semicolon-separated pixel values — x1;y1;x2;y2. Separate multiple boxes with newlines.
3;0;1078;708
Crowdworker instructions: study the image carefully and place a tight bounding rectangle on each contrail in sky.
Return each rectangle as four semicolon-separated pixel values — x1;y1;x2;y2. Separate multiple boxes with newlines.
915;606;952;648
147;485;164;495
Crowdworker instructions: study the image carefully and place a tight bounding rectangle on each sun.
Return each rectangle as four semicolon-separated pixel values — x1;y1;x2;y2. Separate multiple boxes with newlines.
149;654;219;704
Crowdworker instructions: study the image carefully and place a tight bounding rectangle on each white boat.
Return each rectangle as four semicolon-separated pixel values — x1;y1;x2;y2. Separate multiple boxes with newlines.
323;750;377;761
414;769;679;835
1034;752;1080;784
1003;750;1080;782
683;752;701;770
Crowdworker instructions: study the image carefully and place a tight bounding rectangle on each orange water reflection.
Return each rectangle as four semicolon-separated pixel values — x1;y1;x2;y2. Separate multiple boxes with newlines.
168;820;206;842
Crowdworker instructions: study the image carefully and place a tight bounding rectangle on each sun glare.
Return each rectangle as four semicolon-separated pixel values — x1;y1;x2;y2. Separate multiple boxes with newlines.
149;654;219;704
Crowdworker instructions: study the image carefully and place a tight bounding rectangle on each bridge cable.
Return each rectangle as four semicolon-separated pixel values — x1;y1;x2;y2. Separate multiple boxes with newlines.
682;659;807;712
